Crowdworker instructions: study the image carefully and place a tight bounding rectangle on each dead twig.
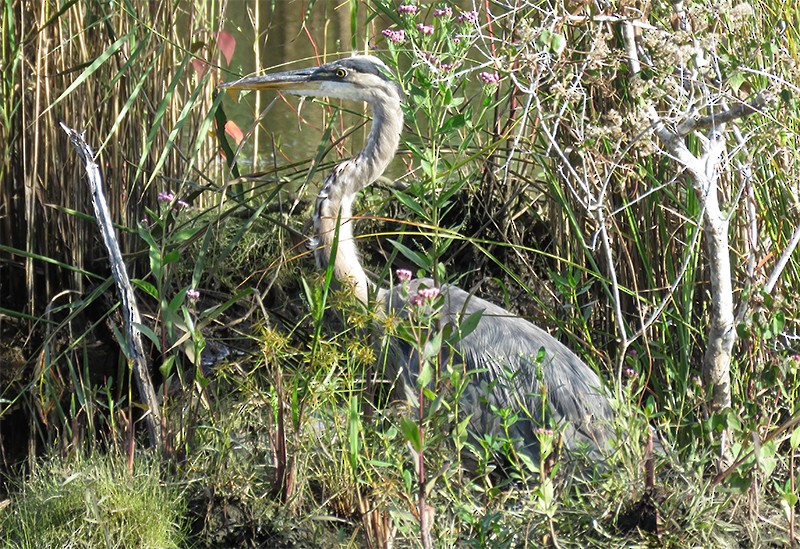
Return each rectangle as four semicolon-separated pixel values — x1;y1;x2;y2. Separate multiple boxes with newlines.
60;122;162;449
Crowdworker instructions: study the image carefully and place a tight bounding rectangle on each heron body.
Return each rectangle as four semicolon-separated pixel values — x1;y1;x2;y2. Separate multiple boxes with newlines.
222;55;614;466
383;279;612;464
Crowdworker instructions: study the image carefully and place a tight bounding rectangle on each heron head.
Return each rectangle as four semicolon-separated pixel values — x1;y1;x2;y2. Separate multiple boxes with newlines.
219;55;403;105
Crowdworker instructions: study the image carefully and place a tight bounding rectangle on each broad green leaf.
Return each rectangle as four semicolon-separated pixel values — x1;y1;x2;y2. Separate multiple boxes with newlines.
159;355;175;378
133;321;160;352
131;278;159;300
388;238;431;271
400;417;422;452
417;360;433;389
791;426;800;449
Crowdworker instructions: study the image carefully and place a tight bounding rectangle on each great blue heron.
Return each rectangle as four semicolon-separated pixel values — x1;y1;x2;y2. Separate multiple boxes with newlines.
221;55;614;468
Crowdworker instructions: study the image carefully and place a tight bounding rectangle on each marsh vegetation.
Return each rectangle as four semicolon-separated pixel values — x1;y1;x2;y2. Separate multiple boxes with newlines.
2;0;800;546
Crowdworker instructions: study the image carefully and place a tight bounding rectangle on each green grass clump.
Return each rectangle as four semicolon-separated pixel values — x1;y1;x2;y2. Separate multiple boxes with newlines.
0;452;187;549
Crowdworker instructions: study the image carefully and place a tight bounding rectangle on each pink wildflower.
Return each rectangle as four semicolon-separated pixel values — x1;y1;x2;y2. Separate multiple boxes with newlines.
458;10;478;23
478;71;500;84
434;7;453;17
382;29;406;43
438;61;461;72
177;199;189;208
187;289;200;300
398;4;418;14
396;269;413;282
419;52;439;64
158;191;175;202
624;367;639;379
417;287;441;300
417;23;434;35
410;286;441;307
535;427;554;436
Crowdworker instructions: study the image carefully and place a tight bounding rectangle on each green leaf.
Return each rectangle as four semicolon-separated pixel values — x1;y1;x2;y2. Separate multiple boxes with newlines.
42;33;132;116
163;249;180;266
457;310;483;340
549;33;567;54
727;71;748;94
454;416;471;442
159;355;175;378
147;248;163;281
133;321;161;352
348;396;361;472
736;322;751;340
400;417;422;452
791;426;800;449
168;287;189;313
392;189;427;219
439;177;469;203
194;367;209;390
771;311;785;336
437;113;468;135
388;238;431;271
417;360;434;389
423;330;443;363
137;222;158;249
172;226;202;243
131;278;159;300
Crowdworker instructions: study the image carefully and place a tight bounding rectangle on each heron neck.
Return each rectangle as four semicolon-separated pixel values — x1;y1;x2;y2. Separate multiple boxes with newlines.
359;96;404;188
312;94;403;304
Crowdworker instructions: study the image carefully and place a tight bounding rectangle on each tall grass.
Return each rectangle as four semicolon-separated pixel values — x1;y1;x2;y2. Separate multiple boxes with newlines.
2;0;800;546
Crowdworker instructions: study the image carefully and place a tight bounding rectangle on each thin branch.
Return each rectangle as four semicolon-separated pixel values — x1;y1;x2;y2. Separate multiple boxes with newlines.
764;221;800;295
60;122;162;449
676;94;769;136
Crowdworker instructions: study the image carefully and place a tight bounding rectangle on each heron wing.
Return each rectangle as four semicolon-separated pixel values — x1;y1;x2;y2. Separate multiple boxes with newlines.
382;279;614;461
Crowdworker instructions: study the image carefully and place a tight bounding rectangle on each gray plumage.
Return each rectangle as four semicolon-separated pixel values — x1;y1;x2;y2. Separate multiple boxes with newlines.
383;279;612;465
221;55;614;467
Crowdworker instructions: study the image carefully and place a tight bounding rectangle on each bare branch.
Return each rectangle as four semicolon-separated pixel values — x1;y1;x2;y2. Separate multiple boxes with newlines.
676;93;769;136
60;122;163;450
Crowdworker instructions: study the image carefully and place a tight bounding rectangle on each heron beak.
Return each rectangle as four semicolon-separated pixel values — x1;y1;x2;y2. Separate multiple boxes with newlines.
218;67;320;93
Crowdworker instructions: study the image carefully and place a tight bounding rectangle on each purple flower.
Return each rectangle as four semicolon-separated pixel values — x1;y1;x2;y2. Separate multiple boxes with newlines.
187;288;200;300
624;367;639;379
417;287;441;300
458;10;478;24
478;71;500;84
434;7;453;17
158;191;175;202
438;61;461;72
410;286;441;307
419;51;438;63
177;199;189;208
417;23;434;35
382;29;406;43
535;427;554;436
398;4;418;14
396;269;413;282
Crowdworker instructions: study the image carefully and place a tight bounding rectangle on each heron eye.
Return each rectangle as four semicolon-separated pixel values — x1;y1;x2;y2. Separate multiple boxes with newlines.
335;68;347;78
